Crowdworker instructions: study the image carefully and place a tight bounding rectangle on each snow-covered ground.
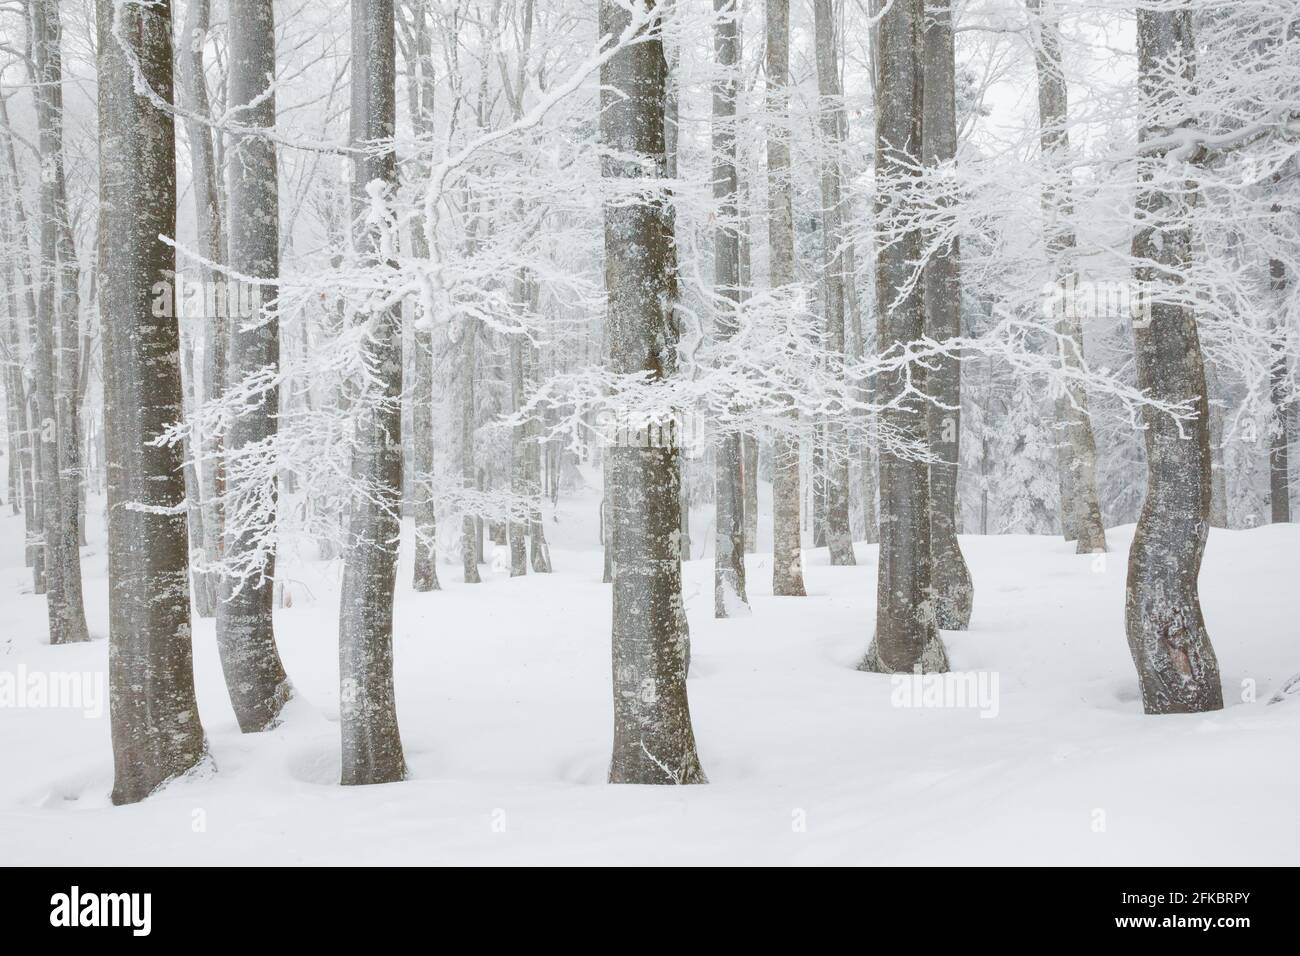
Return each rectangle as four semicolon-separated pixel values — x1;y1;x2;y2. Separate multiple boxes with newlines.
2;479;1297;865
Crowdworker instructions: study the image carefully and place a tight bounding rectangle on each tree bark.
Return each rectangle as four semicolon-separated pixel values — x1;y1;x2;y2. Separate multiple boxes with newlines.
921;0;972;629
1125;8;1222;715
404;0;440;592
712;0;748;616
32;0;89;645
765;0;805;597
219;0;294;731
602;0;705;785
178;0;225;613
509;279;529;577
1027;0;1107;553
525;332;552;572
340;0;408;784
1269;256;1290;522
860;0;948;674
460;317;480;582
813;0;855;567
99;0;209;804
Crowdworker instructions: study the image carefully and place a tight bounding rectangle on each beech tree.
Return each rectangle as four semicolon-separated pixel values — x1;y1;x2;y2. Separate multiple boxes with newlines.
1026;0;1107;554
99;0;209;805
602;0;705;785
1124;5;1222;715
921;0;972;630
218;0;295;733
764;0;805;598
861;0;948;674
339;0;408;785
812;0;854;568
31;0;89;645
712;0;748;617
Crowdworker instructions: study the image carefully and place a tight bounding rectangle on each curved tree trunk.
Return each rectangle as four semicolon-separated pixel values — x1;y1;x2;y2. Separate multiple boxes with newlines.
218;0;293;731
99;0;209;804
861;0;948;674
1125;8;1222;716
602;0;705;785
340;0;408;784
921;0;972;630
766;0;805;597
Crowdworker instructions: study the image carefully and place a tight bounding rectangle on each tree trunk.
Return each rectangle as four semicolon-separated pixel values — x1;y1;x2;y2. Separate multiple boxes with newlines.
526;336;552;572
98;0;209;804
860;0;948;674
1269;256;1290;523
813;0;855;567
0;91;43;581
712;0;748;617
218;0;293;732
742;433;757;552
460;317;480;583
1206;360;1229;528
1027;0;1107;553
32;0;89;645
921;0;972;629
509;280;529;577
340;0;408;784
765;0;805;597
1125;8;1222;715
180;335;214;617
178;0;225;613
404;1;440;592
601;0;705;785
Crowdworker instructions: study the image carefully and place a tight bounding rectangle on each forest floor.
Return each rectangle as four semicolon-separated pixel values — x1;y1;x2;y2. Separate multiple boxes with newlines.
2;477;1298;865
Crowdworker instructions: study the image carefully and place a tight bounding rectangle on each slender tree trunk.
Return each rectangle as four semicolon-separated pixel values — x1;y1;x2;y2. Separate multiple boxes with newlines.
742;433;757;552
99;0;209;804
460;317;480;583
0;93;44;582
813;0;855;566
921;0;972;629
602;0;705;785
180;335;214;616
404;1;440;592
1125;8;1222;715
32;0;89;645
340;0;408;784
766;0;805;597
860;0;948;674
178;0;225;613
509;278;528;577
1269;257;1290;522
712;0;748;616
0;164;40;577
525;334;552;572
738;174;759;556
219;0;293;731
1027;0;1107;553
